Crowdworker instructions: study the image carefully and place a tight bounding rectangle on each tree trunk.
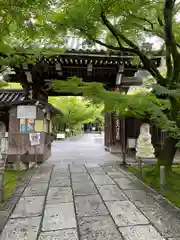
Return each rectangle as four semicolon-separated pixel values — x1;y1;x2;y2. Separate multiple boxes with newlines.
157;136;178;169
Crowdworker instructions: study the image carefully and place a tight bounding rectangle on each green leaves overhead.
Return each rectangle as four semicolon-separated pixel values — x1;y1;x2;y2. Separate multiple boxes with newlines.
50;0;180;88
0;0;65;68
53;78;171;128
53;77;180;143
51;0;177;47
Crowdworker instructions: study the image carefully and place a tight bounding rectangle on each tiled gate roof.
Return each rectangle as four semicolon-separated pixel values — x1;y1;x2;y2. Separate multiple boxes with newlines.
0;90;24;105
63;36;106;52
0;89;61;114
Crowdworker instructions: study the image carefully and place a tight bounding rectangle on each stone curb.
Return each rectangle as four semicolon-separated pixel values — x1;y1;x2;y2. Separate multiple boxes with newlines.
121;166;180;213
0;167;37;234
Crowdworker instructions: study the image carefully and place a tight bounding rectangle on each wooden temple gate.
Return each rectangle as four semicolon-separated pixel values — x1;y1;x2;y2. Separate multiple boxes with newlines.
2;37;162;165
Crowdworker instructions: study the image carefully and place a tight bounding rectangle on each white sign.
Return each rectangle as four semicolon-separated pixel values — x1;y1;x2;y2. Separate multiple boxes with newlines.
127;138;136;149
17;106;36;119
29;133;40;146
57;133;65;139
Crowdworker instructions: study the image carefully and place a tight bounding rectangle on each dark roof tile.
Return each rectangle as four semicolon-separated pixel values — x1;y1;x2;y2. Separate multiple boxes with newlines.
0;90;61;114
0;91;24;104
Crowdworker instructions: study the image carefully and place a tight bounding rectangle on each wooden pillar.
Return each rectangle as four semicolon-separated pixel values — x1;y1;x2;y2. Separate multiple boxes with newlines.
104;112;113;148
104;113;108;147
115;114;120;142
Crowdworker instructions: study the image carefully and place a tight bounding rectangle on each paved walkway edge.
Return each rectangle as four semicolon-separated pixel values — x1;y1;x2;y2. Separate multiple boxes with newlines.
0;167;36;233
122;167;180;212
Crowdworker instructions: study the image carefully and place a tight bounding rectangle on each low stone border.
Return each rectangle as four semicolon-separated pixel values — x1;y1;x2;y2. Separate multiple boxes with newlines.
0;167;36;233
122;166;180;213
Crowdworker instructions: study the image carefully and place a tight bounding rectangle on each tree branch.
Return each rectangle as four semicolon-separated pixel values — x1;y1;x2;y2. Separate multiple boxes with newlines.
98;13;122;48
0;19;12;35
157;16;164;27
133;22;164;38
166;46;173;83
100;11;165;85
164;0;179;62
134;22;180;49
77;28;136;53
129;14;154;30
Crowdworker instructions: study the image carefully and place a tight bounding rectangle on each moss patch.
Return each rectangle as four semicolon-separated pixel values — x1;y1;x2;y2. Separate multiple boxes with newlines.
1;170;26;203
128;165;180;208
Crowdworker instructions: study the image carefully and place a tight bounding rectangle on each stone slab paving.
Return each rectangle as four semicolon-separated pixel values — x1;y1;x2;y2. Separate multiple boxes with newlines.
49;176;71;187
87;166;105;174
72;182;98;196
47;187;73;204
119;224;165;240
79;216;123;240
75;195;109;218
106;200;149;227
91;174;115;185
39;229;78;240
42;202;76;231
22;183;49;197
29;173;51;184
0;217;41;240
70;164;87;173
97;185;128;201
1;136;180;239
71;173;91;182
10;196;45;218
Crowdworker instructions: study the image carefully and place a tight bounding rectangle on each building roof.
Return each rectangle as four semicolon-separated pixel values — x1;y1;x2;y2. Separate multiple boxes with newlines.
63;36;106;52
46;36;163;57
0;90;24;105
0;89;62;114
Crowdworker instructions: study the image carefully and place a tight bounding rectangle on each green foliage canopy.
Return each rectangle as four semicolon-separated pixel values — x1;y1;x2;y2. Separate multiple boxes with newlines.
53;78;180;139
48;96;103;131
0;0;66;69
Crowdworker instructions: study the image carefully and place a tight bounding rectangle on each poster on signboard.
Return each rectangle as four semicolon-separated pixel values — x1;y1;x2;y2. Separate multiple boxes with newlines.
29;132;40;146
20;119;26;132
35;120;43;132
27;119;34;132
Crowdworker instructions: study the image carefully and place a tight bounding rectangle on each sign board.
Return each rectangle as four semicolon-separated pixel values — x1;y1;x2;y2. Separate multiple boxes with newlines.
35;120;43;131
127;138;136;149
57;133;65;139
29;132;40;146
17;106;36;119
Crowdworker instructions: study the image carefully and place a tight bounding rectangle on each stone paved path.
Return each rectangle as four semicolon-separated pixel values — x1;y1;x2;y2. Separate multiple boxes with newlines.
0;134;180;240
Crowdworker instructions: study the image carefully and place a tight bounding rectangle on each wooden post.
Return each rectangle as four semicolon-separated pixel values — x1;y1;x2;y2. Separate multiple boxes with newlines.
0;138;4;202
160;166;166;195
34;145;38;167
122;117;126;167
0;122;6;202
138;157;143;180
